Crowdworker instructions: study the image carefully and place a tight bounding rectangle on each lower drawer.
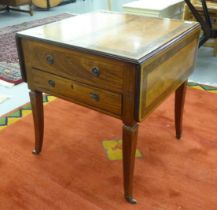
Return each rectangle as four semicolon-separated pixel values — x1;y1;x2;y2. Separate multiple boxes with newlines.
30;69;122;116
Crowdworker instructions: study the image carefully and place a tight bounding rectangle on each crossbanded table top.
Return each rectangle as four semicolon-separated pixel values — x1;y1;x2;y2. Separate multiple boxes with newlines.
17;11;200;63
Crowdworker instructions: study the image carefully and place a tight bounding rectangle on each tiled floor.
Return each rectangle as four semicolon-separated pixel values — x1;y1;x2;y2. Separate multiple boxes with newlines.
0;0;216;116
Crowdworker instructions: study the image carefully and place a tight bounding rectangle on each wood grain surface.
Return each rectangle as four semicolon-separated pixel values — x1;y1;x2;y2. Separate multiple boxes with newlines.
17;11;200;63
31;69;122;116
138;30;200;121
25;40;125;93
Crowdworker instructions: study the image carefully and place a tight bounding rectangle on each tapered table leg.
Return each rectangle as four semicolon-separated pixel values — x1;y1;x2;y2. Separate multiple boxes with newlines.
29;90;44;155
122;123;138;204
175;81;187;139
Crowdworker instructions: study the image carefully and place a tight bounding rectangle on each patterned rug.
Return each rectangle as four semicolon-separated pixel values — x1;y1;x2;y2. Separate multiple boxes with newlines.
0;13;74;86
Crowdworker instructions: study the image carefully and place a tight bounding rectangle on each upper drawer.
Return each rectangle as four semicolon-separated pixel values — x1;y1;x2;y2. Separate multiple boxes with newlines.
28;41;124;93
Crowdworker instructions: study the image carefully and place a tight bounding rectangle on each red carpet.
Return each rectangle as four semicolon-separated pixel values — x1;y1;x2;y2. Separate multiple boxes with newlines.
0;88;217;210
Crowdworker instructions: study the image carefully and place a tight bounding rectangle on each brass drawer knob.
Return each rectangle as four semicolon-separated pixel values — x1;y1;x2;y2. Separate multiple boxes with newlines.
46;54;54;65
89;93;99;101
91;67;100;77
48;80;55;88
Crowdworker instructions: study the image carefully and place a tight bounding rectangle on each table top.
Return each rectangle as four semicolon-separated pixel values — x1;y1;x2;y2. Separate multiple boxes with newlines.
17;11;199;64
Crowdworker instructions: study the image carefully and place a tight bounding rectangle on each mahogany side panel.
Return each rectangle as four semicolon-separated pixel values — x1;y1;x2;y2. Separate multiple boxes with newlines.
137;30;200;121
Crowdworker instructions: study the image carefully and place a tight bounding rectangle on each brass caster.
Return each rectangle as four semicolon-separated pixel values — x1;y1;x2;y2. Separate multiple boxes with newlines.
32;149;41;155
176;133;182;140
125;196;137;204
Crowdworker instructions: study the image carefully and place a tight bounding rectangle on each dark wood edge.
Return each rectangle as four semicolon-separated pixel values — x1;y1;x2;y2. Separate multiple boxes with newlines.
134;64;141;122
15;36;27;82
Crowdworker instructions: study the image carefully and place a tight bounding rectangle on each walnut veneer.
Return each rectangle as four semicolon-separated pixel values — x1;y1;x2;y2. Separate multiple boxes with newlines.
16;12;200;203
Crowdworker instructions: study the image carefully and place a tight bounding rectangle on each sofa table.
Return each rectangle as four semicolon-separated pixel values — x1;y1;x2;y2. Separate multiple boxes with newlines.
16;12;200;203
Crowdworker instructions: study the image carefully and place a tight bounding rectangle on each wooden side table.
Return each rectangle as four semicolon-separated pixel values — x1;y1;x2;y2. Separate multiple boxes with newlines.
16;12;200;203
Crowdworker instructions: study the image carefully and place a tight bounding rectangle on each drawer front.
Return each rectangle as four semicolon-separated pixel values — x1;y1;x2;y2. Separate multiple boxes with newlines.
30;69;122;116
29;41;124;93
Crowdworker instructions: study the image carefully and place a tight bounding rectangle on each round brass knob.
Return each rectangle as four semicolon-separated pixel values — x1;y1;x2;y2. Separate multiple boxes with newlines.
91;67;100;77
46;54;54;65
89;93;99;101
48;80;55;88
